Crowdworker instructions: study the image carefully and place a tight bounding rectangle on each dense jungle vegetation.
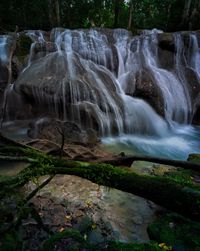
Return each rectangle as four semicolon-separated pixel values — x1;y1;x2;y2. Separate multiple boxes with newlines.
0;0;200;32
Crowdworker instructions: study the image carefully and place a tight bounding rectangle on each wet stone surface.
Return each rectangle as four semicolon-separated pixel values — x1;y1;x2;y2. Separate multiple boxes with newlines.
19;174;163;249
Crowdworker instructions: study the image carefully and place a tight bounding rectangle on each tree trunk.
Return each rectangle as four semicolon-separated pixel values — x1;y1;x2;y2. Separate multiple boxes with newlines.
113;0;121;28
127;2;133;30
52;164;200;221
48;0;60;27
98;155;200;172
1;144;200;221
181;0;192;28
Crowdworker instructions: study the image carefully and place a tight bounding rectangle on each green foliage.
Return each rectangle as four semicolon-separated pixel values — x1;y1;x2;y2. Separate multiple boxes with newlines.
0;231;22;251
188;154;200;163
107;240;162;251
148;213;200;251
0;0;199;32
41;229;92;251
164;169;200;189
1;146;200;250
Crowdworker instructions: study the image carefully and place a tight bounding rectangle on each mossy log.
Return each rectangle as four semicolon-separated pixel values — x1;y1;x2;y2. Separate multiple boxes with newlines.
100;155;200;172
51;164;200;221
0;155;36;162
1;146;200;221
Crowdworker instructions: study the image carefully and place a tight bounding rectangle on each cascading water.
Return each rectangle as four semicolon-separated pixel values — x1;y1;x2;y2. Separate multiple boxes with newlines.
0;35;11;85
0;36;8;64
1;28;200;159
22;30;46;72
189;33;200;79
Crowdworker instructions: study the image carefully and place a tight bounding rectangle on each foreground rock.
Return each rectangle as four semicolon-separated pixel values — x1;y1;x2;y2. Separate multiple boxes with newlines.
20;174;162;250
1;142;200;250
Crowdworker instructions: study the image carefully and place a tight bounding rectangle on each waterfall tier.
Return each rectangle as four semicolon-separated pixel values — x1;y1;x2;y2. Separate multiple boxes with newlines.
1;28;200;139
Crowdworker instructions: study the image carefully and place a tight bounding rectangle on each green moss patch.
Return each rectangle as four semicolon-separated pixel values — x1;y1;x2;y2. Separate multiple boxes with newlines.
188;154;200;163
148;213;200;251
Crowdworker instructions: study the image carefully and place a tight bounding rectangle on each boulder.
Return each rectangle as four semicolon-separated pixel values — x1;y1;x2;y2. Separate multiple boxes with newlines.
157;32;175;52
27;118;99;145
157;33;175;70
133;69;165;116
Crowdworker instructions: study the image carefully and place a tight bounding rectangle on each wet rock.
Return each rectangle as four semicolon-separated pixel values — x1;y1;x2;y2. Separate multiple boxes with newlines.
134;69;164;116
88;228;105;245
16;33;33;55
74;216;93;233
132;216;143;225
30;42;57;62
11;48;124;134
27;118;99;145
21;174;163;244
192;102;200;125
185;67;200;100
158;32;175;52
0;34;16;86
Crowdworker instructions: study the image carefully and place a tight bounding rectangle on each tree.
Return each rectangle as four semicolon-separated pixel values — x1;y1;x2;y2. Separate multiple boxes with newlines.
48;0;60;28
180;0;200;30
113;0;124;27
127;1;133;29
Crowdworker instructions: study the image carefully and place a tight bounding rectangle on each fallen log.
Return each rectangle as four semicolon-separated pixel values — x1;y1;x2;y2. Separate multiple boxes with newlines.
0;155;36;162
1;146;200;221
99;155;200;172
52;163;200;221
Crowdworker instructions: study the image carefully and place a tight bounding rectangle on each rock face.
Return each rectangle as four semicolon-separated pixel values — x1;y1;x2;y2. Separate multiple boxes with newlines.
134;70;165;117
0;34;16;106
1;28;200;139
27;118;99;145
21;174;162;248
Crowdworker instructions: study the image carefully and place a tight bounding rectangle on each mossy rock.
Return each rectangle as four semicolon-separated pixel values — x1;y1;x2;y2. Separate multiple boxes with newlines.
74;216;93;233
0;231;22;251
188;154;200;164
107;241;162;251
148;213;200;251
15;33;32;59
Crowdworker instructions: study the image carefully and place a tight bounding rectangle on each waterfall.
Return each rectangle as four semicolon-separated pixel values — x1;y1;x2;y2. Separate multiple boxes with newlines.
112;30;193;124
22;30;46;72
1;28;200;158
48;28;170;136
189;33;200;80
0;36;8;64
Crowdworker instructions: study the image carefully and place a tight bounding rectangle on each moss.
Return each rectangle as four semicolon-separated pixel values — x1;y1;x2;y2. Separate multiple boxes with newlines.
164;169;200;189
1;145;200;250
1;146;200;221
107;241;162;251
15;33;32;58
148;213;200;251
0;231;22;251
41;229;93;251
188;154;200;163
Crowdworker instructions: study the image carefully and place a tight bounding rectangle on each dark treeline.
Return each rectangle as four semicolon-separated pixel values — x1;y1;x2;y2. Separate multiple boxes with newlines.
0;0;200;32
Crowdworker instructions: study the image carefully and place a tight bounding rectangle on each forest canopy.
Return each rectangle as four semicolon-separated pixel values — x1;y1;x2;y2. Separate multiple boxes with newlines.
0;0;200;32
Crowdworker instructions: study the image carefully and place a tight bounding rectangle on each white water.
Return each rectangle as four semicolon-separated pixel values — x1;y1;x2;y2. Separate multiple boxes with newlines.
49;28;172;136
102;125;200;160
0;36;8;64
189;33;200;79
2;29;200;160
22;30;46;72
